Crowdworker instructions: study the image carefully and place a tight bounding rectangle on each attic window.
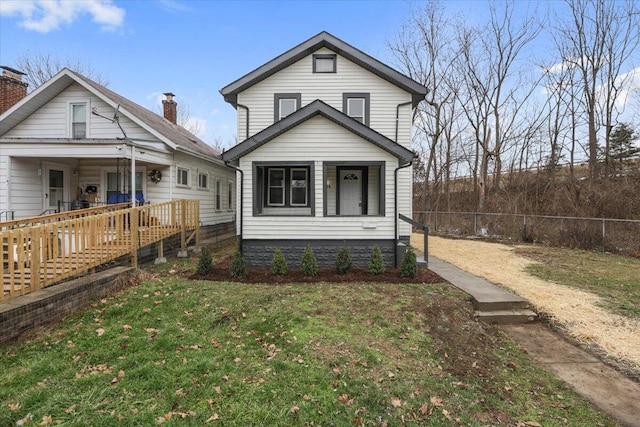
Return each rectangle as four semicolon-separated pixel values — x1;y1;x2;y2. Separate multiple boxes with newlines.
313;54;336;73
71;103;87;139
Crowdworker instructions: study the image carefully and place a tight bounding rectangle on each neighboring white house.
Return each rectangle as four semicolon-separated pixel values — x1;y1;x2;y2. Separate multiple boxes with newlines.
221;31;427;267
0;67;236;229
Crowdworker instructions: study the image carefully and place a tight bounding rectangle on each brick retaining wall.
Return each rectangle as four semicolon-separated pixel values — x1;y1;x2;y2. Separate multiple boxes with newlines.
0;267;134;344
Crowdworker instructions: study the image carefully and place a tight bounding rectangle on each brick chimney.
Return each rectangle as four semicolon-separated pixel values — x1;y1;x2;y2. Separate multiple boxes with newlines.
162;92;177;124
0;66;28;115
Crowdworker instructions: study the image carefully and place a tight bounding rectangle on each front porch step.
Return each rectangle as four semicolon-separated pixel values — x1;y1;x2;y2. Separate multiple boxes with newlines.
416;257;428;266
473;298;530;312
475;309;538;325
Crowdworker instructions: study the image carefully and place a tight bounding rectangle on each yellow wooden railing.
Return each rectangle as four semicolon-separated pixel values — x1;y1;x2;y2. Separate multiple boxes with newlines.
1;200;199;302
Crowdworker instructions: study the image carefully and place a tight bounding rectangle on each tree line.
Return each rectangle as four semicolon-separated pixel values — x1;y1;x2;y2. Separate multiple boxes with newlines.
389;0;639;216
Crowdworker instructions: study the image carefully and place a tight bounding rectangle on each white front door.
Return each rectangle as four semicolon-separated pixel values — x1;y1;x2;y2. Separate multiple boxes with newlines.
339;169;362;215
43;163;70;212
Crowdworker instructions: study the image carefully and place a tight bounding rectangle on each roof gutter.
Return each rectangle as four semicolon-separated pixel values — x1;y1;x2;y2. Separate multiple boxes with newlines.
224;160;244;254
237;103;250;140
395;101;413;143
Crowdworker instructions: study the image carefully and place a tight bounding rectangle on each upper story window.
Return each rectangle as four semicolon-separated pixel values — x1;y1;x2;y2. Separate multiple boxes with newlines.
71;103;87;139
342;93;370;125
313;54;337;73
274;93;301;121
177;167;190;187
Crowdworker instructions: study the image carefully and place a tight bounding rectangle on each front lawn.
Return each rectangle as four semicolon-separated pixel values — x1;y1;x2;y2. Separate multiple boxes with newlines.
0;268;615;426
516;246;640;317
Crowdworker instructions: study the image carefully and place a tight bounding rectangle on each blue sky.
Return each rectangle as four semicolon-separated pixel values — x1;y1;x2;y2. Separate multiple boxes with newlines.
1;0;638;147
0;0;419;145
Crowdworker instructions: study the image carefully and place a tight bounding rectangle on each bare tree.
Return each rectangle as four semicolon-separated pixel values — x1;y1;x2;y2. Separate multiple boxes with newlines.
388;0;461;212
553;0;640;179
15;50;109;91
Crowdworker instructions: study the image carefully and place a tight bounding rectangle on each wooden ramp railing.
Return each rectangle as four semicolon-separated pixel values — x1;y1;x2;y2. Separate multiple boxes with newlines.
1;199;199;302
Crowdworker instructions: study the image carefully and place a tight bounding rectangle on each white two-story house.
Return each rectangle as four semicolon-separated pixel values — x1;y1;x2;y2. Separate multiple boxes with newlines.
221;31;427;267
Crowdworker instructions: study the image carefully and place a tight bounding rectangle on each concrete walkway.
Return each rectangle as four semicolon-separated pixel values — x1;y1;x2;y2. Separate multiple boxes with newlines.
428;256;537;324
427;255;640;427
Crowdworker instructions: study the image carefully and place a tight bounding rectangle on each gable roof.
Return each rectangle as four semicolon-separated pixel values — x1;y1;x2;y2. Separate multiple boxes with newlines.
221;100;415;163
0;68;221;161
220;31;427;108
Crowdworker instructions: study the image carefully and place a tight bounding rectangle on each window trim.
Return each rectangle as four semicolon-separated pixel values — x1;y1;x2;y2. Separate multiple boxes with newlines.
253;161;315;216
342;93;370;126
312;54;337;73
197;171;209;190
69;100;90;139
176;166;190;187
274;93;301;122
267;168;286;207
227;179;234;211
215;178;222;211
290;168;308;207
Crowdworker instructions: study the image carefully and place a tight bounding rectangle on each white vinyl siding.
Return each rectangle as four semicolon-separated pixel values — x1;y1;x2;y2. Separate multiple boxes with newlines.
3;83;163;146
236;48;413;148
239;116;403;240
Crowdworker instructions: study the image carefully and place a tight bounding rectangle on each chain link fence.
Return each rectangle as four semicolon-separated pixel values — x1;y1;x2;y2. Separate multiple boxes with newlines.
414;211;640;255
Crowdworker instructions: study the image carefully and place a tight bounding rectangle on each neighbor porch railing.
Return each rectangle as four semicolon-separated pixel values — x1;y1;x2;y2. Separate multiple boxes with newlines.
1;199;199;302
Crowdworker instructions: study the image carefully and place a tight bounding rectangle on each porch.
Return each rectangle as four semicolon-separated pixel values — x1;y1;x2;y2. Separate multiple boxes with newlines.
1;199;199;302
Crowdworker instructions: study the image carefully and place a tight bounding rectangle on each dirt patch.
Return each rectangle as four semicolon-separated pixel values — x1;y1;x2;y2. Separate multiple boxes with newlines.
191;257;444;285
415;234;640;377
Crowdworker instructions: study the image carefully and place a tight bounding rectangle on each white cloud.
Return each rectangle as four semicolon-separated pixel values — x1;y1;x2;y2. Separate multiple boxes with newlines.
210;108;220;117
156;0;193;13
612;66;640;110
0;0;125;33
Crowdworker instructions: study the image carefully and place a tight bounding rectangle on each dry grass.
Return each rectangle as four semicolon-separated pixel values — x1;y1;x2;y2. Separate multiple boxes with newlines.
413;234;640;373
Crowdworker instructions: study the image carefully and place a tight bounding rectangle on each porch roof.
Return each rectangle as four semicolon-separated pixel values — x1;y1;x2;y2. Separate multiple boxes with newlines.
220;31;428;108
221;100;415;163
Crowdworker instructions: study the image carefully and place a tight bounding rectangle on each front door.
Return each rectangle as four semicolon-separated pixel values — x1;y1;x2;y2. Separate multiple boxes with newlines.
43;163;70;212
339;169;362;215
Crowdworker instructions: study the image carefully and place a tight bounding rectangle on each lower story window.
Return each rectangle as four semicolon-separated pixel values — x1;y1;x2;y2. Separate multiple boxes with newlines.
254;163;313;215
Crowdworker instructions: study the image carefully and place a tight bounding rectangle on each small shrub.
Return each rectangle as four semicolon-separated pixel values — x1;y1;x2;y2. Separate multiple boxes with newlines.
400;247;418;278
368;245;385;275
196;246;213;275
229;248;248;278
301;245;318;277
335;242;353;274
271;247;287;276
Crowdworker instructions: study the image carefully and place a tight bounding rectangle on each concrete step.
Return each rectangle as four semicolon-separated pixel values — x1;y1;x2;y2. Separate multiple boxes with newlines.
416;257;428;266
473;298;530;312
475;309;538;325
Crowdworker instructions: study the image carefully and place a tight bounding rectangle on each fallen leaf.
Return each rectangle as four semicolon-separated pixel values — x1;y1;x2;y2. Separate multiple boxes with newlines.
214;386;222;394
290;405;299;414
419;401;429;415
430;396;443;407
123;325;132;331
205;413;220;423
524;422;542;427
8;402;21;411
442;409;452;420
38;415;53;425
64;404;76;414
391;397;402;408
96;328;105;337
155;416;166;424
175;388;186;397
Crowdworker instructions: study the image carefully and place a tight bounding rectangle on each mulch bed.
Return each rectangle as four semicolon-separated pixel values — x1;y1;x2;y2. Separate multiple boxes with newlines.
191;257;445;284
